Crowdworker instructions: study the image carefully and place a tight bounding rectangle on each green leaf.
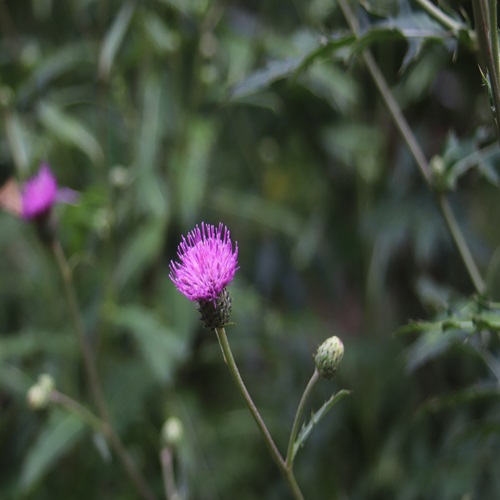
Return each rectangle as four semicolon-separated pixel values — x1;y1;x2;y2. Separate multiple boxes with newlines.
229;57;304;101
20;410;85;491
210;188;303;238
4;111;30;173
17;42;95;103
37;101;104;165
107;305;187;383
419;382;500;416
292;389;350;462
360;0;400;17
173;117;218;224
98;1;136;80
113;217;166;288
405;327;472;372
0;362;33;396
0;330;75;362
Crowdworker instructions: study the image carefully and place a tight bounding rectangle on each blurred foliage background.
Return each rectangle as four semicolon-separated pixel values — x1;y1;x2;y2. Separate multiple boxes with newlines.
2;0;500;498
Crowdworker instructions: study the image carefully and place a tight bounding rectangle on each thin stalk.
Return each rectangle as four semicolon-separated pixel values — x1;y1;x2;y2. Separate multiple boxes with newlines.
285;369;319;468
437;195;485;294
338;0;486;295
472;0;500;141
489;0;500;82
414;0;464;33
160;448;180;500
50;239;156;500
50;390;104;432
215;327;304;500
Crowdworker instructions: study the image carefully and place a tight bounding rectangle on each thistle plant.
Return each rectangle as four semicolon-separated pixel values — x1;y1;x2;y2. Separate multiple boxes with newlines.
170;222;350;499
10;163;156;500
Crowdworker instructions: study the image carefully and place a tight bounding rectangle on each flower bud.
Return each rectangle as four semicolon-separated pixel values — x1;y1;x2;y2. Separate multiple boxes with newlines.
161;416;184;448
314;336;344;379
27;374;55;410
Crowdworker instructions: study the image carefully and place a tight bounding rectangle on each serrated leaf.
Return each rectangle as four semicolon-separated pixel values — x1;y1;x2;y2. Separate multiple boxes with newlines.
406;327;473;372
108;305;187;383
291;389;350;462
20;410;85;491
473;311;500;331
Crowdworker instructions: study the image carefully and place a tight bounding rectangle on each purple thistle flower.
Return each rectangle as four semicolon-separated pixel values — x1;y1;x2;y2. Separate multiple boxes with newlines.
22;164;57;220
169;222;239;304
21;163;79;220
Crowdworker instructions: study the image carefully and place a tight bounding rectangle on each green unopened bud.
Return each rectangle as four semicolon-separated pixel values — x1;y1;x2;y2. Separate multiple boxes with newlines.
314;336;344;379
161;416;184;448
27;374;55;410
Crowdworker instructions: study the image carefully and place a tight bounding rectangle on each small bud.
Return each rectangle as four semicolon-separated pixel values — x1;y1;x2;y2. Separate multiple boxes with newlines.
161;417;184;448
314;336;344;380
27;374;55;410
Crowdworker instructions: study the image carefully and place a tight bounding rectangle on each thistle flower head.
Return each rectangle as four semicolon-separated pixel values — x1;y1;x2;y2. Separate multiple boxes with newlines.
169;222;238;329
22;163;58;220
21;163;79;220
169;222;238;303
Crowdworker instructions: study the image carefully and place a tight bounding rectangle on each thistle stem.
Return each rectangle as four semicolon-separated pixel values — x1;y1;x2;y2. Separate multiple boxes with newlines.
337;0;486;295
215;327;304;500
414;0;465;33
50;239;156;500
50;389;104;432
160;448;180;500
472;0;500;141
285;369;320;468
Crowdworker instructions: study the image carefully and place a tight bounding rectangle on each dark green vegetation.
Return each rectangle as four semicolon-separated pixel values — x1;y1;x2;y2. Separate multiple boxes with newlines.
2;0;500;498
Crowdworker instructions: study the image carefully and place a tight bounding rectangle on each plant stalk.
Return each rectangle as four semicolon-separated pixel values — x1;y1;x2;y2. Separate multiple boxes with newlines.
285;369;320;468
215;327;304;500
51;239;156;500
472;0;500;141
338;0;486;295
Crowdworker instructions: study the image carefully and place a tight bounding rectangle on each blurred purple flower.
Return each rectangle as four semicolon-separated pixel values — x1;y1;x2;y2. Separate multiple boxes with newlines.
22;163;78;220
169;222;239;304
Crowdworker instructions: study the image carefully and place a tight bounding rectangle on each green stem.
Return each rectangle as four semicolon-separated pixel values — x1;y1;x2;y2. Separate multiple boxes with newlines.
437;195;485;294
50;390;104;432
414;0;464;33
160;448;180;500
338;0;486;295
215;327;304;500
50;239;156;500
472;0;500;141
489;0;500;81
285;369;319;468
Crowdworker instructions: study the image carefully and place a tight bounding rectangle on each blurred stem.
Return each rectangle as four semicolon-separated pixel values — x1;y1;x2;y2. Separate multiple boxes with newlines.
215;327;304;500
414;0;464;33
50;390;103;432
160;448;180;500
50;239;157;500
285;369;319;468
338;0;486;295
